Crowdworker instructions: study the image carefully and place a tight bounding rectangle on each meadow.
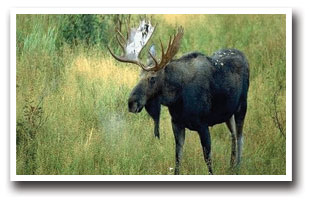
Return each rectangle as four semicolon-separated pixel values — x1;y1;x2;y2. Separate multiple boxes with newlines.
16;14;286;175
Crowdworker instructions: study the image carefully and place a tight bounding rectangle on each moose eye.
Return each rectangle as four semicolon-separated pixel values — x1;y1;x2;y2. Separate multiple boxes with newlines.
149;76;156;85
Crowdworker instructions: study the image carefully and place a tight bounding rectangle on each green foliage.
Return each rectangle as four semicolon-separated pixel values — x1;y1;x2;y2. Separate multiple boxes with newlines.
16;14;286;175
61;14;109;47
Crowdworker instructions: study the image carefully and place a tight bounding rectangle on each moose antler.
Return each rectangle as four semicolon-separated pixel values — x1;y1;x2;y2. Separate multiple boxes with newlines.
107;19;184;72
145;26;184;71
107;19;156;68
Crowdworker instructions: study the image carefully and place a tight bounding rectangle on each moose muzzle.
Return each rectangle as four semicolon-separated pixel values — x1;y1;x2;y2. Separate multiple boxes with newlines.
128;100;144;113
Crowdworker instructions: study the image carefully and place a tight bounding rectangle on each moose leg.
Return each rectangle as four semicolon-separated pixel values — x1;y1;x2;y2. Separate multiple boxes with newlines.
153;119;160;139
145;97;161;139
234;101;247;166
171;121;185;175
236;120;244;166
226;115;237;168
198;127;213;175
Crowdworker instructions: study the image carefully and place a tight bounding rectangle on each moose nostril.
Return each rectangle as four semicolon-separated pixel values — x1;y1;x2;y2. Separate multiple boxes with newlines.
128;101;133;109
128;100;137;111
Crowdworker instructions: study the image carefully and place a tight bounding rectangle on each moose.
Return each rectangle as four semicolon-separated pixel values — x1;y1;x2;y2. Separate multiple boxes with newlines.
107;19;249;175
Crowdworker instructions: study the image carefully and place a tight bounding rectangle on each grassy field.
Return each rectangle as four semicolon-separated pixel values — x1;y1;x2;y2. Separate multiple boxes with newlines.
16;14;286;175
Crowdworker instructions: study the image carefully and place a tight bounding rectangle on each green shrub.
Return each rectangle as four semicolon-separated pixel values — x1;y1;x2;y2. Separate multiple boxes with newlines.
61;14;109;47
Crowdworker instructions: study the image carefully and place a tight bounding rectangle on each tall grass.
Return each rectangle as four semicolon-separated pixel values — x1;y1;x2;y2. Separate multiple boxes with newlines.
16;14;286;175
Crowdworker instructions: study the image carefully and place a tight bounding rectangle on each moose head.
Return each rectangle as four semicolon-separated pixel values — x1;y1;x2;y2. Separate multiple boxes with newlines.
107;19;184;114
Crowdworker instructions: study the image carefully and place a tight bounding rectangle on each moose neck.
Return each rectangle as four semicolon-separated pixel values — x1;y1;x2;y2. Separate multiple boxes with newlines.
158;62;184;107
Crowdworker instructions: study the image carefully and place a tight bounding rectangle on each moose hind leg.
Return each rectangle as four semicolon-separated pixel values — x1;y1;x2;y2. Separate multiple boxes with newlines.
236;122;244;166
226;115;237;168
172;121;185;175
198;127;213;175
235;101;247;166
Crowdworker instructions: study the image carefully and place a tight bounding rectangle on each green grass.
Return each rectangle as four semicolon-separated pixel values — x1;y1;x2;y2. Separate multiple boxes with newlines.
16;14;286;175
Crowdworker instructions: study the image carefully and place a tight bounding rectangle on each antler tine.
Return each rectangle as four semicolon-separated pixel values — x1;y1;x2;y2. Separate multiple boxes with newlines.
116;29;126;45
167;35;172;50
143;26;184;72
159;38;165;62
168;35;174;57
107;45;146;68
126;16;131;40
107;46;124;62
167;35;175;59
115;34;126;53
169;26;183;56
147;50;159;69
117;18;122;32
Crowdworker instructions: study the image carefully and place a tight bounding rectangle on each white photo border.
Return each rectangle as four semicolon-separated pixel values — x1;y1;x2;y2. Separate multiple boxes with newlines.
10;8;292;181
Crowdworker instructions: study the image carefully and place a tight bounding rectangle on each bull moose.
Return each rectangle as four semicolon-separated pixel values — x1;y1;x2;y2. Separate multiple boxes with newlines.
107;19;249;175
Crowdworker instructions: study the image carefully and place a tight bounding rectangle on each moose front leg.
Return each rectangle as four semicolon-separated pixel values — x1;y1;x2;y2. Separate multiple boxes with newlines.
198;126;213;175
145;97;161;139
171;121;185;175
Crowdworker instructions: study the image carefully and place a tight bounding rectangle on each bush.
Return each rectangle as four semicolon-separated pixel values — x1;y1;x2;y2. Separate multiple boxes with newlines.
61;14;109;47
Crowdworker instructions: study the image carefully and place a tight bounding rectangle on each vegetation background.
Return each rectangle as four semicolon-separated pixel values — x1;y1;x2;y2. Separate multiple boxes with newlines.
16;14;286;175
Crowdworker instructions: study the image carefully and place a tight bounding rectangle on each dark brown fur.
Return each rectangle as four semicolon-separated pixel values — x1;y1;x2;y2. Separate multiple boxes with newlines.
128;49;249;174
